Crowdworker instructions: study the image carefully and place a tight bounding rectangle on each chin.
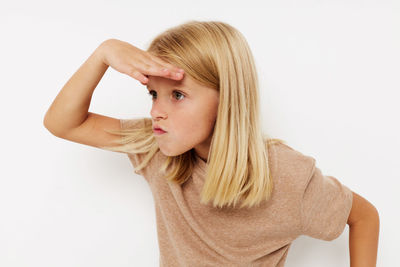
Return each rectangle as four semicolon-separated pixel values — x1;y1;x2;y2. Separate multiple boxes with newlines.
158;146;190;157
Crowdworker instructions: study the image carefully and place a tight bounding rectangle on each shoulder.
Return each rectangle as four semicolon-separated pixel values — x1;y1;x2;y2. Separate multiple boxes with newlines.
267;142;316;189
271;142;315;169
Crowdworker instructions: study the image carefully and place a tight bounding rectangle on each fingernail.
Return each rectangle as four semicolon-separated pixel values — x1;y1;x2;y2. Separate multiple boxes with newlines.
175;72;181;78
178;69;184;73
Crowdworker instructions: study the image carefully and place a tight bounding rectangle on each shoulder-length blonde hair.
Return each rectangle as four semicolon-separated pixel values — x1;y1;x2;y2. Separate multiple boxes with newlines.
102;20;286;209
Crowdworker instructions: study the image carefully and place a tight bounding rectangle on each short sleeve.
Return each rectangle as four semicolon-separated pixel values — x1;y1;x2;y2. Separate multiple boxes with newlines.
120;118;148;177
301;159;353;241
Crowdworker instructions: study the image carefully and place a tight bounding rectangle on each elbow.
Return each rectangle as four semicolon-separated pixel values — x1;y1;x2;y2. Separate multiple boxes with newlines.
43;114;54;135
43;111;52;131
43;116;63;138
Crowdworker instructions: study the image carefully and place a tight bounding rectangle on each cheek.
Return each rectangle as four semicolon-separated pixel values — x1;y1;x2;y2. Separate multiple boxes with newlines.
204;106;218;129
197;115;216;139
175;118;209;142
177;121;200;140
171;103;217;142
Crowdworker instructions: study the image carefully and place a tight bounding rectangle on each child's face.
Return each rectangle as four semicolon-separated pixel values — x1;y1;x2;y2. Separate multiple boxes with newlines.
146;74;219;162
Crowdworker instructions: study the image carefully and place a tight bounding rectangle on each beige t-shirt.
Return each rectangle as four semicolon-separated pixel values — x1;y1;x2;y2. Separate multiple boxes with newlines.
120;117;353;267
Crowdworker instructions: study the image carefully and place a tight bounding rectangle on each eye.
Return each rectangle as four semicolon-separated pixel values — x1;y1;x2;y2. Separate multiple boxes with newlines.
173;91;185;100
147;90;185;101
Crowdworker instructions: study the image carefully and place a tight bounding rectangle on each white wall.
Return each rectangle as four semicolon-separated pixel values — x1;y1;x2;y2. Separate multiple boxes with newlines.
1;0;398;266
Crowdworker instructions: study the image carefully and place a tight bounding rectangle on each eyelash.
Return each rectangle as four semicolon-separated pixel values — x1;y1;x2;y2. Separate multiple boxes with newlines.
147;90;185;101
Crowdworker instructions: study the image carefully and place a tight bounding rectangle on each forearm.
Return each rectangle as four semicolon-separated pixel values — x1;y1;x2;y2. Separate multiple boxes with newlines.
349;213;380;267
43;42;108;136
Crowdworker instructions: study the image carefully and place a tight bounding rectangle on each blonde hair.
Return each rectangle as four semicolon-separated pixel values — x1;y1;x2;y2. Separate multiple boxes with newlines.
101;20;286;209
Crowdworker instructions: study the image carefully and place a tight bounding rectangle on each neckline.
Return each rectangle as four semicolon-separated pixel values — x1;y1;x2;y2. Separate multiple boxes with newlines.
194;152;208;174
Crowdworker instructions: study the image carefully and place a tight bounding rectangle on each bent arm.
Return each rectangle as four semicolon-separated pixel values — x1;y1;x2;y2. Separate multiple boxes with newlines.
43;42;108;137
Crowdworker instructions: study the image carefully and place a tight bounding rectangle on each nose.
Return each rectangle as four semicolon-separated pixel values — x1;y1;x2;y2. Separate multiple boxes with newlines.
150;99;168;120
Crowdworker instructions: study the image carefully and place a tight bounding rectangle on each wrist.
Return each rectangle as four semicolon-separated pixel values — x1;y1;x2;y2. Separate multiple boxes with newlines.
95;40;112;67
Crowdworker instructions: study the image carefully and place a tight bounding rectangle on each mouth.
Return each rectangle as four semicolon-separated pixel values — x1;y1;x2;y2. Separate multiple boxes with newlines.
153;128;167;135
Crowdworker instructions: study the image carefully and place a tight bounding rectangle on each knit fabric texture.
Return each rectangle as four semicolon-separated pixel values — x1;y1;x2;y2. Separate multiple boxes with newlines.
120;118;353;267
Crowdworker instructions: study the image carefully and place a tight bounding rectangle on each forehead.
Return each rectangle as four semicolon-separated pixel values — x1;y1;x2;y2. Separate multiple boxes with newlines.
146;74;197;90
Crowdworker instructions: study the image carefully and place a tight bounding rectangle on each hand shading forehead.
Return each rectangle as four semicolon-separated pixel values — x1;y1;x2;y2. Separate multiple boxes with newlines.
146;75;189;90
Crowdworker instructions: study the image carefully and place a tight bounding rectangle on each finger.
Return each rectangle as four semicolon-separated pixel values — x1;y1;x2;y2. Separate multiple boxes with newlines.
139;74;148;85
141;63;183;80
140;63;171;78
128;68;149;84
148;54;184;75
149;61;184;80
159;67;184;80
169;70;184;80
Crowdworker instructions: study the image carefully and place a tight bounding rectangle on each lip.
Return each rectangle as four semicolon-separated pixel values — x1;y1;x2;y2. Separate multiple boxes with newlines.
153;124;167;135
153;128;167;135
153;124;167;132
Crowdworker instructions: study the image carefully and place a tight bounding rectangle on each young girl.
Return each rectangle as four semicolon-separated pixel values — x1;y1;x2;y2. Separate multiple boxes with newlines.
44;20;379;266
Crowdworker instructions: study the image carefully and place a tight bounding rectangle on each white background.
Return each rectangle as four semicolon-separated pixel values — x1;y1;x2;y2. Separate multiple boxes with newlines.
1;0;398;266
